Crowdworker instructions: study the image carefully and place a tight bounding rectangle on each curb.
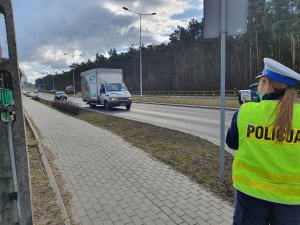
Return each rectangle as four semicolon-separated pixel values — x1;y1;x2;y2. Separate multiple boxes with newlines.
24;112;71;225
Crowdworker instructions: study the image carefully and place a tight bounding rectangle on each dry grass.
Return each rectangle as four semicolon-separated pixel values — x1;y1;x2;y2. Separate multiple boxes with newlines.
26;122;64;225
52;100;80;115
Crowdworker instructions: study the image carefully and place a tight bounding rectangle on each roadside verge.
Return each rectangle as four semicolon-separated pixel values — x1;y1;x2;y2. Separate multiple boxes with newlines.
25;112;71;225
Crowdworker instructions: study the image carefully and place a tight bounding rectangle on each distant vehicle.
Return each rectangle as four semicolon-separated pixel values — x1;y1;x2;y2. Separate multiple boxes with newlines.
81;68;132;110
34;90;39;93
54;91;67;101
65;85;74;94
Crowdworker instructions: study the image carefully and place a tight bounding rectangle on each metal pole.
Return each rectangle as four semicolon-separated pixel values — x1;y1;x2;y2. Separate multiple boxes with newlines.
52;75;54;91
72;67;75;95
7;122;22;222
139;14;142;97
220;0;226;183
122;7;155;97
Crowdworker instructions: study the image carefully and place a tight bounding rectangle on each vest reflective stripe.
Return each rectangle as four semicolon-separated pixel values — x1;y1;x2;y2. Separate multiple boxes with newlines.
233;101;300;205
233;175;300;203
234;174;300;196
233;160;300;184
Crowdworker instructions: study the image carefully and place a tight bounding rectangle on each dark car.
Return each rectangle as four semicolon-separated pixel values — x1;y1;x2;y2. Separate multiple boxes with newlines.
54;91;67;101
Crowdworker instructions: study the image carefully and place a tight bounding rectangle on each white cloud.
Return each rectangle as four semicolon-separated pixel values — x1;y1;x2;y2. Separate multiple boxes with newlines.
19;63;31;71
13;0;203;83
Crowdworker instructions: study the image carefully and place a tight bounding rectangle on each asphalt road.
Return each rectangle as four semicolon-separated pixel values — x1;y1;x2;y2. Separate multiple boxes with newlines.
109;104;234;147
27;91;236;154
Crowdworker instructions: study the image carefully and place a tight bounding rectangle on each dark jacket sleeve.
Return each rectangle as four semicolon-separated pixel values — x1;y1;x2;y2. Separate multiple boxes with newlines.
226;110;239;150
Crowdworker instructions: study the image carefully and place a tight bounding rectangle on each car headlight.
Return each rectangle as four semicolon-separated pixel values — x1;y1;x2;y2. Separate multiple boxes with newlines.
109;97;118;101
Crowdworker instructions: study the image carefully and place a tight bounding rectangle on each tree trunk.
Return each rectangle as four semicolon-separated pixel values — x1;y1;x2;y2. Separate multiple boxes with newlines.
249;34;253;85
256;30;260;77
290;32;297;70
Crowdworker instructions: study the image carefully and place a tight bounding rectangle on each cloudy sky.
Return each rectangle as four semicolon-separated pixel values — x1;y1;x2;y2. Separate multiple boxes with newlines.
2;0;203;83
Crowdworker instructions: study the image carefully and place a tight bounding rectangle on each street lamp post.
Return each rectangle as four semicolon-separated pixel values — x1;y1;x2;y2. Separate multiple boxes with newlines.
123;7;156;97
48;65;55;91
71;65;75;95
64;52;82;95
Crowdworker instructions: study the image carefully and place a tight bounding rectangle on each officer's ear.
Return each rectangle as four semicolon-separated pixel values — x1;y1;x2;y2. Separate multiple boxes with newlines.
265;78;275;92
265;78;271;87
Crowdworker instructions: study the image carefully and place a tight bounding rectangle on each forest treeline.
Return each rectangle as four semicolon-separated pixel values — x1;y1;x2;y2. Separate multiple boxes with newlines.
36;0;300;92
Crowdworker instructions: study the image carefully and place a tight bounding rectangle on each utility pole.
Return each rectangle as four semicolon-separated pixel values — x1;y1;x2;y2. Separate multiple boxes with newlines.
0;0;32;224
48;65;55;91
64;52;82;95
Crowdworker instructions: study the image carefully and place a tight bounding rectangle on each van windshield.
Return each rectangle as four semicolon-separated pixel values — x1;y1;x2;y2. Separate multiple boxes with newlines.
105;83;128;92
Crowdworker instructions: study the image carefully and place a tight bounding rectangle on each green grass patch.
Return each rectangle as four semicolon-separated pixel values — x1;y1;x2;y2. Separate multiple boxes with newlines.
76;111;235;204
133;96;240;108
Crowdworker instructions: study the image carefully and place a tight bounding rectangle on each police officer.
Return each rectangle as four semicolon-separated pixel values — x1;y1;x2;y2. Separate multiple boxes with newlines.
226;58;300;225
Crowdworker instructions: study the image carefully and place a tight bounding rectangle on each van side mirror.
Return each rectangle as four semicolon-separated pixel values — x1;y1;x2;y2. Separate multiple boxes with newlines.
100;87;105;94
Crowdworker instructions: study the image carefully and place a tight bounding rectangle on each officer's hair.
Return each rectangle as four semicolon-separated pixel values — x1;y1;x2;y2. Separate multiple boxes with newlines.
268;78;297;142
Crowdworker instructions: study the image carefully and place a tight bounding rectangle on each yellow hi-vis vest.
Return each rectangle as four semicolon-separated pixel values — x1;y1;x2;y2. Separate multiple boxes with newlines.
233;101;300;205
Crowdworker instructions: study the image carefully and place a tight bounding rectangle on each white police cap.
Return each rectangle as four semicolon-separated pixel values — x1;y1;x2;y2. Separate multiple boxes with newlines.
256;58;300;87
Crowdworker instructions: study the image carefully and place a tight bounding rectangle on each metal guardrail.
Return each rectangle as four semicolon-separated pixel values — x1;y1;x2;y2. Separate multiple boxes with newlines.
132;90;300;97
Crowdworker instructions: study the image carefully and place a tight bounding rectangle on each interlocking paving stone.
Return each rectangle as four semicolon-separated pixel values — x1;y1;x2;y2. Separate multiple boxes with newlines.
80;216;92;225
166;221;178;225
160;205;173;216
91;217;103;225
108;212;120;223
181;215;197;225
87;209;98;220
23;97;233;225
97;210;109;221
142;217;157;225
83;202;93;211
102;220;114;225
207;218;221;225
168;213;184;224
131;215;144;225
119;213;131;224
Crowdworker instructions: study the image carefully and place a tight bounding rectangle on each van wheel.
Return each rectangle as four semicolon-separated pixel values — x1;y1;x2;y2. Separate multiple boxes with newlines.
89;103;96;108
104;101;110;110
126;104;131;110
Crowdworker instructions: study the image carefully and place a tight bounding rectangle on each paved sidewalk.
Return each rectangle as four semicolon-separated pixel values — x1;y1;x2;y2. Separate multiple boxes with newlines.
23;97;233;225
